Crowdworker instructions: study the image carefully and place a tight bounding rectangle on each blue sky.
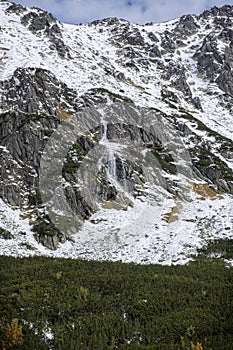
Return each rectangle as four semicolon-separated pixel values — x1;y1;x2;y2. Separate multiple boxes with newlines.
12;0;231;24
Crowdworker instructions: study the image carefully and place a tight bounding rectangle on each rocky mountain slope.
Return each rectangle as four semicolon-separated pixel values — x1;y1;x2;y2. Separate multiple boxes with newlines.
0;0;233;264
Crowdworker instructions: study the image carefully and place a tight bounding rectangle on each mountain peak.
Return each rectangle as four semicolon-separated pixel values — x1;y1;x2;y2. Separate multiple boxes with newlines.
0;1;232;265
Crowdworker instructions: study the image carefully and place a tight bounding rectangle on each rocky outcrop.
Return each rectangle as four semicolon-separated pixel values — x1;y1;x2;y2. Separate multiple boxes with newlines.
161;31;176;53
192;9;233;97
193;33;223;80
21;11;70;58
4;2;70;59
5;2;25;15
163;61;192;97
2;67;77;114
174;14;200;37
0;67;79;210
216;70;233;96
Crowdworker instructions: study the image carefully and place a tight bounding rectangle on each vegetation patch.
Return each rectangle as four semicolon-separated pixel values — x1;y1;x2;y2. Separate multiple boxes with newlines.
150;143;178;175
0;256;232;349
32;215;58;237
125;78;145;91
197;238;233;260
0;227;13;240
63;144;86;174
28;192;42;206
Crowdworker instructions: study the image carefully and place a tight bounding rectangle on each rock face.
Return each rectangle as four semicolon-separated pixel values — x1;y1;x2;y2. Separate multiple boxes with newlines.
0;1;233;256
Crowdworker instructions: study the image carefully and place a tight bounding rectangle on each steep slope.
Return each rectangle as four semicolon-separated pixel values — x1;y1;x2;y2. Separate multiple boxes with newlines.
0;0;232;264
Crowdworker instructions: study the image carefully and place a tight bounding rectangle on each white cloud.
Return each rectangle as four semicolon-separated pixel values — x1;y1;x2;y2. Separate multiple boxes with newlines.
10;0;232;24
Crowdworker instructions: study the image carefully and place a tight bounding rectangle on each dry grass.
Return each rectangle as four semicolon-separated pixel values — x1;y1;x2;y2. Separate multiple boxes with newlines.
58;109;72;121
125;78;145;91
163;200;182;223
191;182;217;199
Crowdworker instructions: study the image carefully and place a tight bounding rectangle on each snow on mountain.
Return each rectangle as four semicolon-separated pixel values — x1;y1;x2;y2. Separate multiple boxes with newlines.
0;1;232;264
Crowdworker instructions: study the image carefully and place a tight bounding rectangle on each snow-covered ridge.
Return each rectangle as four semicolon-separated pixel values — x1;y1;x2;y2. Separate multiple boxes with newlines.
1;2;232;140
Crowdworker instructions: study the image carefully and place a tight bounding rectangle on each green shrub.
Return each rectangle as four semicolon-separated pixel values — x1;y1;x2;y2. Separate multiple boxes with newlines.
0;227;13;240
0;256;232;349
32;215;57;237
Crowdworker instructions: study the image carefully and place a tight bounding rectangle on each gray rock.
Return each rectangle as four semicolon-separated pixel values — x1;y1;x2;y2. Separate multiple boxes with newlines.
21;11;56;32
224;44;233;70
149;45;161;58
174;14;200;37
5;2;25;15
216;71;233;96
147;32;159;42
119;29;145;46
192;97;203;111
161;31;176;52
35;233;60;250
20;11;70;58
199;5;233;20
162;62;192;98
193;34;223;79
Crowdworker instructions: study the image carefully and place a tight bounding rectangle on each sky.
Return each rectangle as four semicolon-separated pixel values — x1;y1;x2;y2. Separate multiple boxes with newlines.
11;0;232;24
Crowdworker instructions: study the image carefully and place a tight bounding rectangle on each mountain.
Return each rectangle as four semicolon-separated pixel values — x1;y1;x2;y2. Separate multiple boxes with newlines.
0;0;232;265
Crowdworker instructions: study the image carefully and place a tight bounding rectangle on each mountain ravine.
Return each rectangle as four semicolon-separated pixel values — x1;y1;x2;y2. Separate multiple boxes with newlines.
0;0;233;265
